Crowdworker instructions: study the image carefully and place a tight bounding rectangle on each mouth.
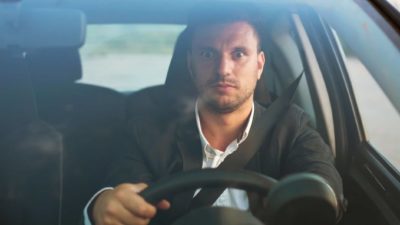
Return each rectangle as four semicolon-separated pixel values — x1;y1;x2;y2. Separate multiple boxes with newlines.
210;82;236;93
212;82;236;88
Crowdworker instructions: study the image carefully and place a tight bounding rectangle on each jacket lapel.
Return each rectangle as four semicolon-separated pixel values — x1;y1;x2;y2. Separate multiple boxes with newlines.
163;113;202;221
175;112;203;172
175;102;266;172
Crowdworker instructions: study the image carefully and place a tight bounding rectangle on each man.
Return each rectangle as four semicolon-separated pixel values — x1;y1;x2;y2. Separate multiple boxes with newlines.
85;4;343;225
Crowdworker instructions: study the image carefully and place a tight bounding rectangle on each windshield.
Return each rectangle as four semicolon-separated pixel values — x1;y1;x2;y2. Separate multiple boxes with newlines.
1;1;399;225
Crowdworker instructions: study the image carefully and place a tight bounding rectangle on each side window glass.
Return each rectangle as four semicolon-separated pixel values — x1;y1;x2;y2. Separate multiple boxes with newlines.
328;0;400;172
334;28;400;171
79;24;185;92
341;48;400;170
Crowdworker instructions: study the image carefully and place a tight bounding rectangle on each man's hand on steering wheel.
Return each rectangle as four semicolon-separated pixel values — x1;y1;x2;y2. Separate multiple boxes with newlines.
92;183;170;225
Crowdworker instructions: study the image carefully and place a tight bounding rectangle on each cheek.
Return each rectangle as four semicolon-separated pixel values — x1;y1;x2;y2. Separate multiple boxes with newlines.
237;66;260;91
192;63;214;85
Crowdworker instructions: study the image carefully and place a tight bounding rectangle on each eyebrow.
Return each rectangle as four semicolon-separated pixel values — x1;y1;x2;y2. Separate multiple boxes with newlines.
232;47;248;52
195;46;250;52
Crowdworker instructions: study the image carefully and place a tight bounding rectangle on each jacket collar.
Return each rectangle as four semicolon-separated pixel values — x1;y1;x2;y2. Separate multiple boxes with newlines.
175;107;203;172
175;101;266;172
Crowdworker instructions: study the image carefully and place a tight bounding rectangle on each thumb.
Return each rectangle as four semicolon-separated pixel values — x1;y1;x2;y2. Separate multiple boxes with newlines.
132;183;149;193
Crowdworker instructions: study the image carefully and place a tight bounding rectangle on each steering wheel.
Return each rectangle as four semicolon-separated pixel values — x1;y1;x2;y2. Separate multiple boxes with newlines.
139;169;338;225
140;169;276;205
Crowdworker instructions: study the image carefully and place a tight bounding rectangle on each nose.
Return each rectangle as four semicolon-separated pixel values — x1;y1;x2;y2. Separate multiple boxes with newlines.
217;55;233;77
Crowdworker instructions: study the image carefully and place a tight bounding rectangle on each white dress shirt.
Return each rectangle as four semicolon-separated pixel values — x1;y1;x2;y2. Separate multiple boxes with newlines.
194;101;254;210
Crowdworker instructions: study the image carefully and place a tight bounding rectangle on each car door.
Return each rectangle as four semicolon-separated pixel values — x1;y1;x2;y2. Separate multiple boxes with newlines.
292;1;400;225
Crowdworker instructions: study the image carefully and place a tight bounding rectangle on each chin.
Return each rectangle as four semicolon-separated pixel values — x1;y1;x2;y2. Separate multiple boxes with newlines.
207;99;241;114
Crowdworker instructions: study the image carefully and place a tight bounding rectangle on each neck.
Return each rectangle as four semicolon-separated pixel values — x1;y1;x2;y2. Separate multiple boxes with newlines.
198;99;253;151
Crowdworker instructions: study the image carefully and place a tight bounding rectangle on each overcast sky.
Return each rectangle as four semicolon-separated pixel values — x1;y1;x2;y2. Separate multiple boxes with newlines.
387;0;400;10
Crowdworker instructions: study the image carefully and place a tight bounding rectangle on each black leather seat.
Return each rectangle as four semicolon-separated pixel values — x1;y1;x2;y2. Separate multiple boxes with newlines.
0;51;63;225
27;48;128;225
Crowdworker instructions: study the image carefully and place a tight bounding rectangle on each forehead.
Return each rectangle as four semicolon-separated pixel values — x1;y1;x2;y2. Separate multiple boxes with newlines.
191;21;259;49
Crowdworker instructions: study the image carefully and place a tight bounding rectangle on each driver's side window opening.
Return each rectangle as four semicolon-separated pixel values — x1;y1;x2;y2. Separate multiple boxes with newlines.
342;49;400;171
333;15;400;172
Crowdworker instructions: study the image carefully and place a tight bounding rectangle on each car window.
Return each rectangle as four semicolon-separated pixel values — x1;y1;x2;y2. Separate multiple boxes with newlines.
330;2;400;171
79;24;185;92
387;0;400;11
345;55;400;170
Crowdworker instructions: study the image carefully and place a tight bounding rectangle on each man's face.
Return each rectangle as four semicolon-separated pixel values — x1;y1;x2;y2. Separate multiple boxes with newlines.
188;21;265;113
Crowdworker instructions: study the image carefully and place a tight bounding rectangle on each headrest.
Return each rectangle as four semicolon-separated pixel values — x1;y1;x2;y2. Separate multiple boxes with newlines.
165;28;271;106
27;48;82;85
164;29;194;95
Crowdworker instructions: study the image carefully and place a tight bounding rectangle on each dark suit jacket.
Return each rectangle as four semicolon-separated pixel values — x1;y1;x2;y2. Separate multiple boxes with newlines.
104;102;343;224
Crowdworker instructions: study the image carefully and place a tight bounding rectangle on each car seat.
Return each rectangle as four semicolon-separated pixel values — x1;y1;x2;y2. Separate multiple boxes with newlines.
0;51;63;225
27;48;128;225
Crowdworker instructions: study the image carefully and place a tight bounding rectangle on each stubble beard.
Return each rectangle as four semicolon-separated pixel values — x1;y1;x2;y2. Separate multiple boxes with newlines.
200;87;254;114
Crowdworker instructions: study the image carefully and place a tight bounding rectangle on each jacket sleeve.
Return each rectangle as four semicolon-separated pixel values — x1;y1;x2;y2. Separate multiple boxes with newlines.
103;119;154;187
83;118;167;225
281;107;346;221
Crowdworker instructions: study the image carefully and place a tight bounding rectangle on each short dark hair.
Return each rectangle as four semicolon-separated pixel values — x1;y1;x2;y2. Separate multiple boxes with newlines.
186;2;265;52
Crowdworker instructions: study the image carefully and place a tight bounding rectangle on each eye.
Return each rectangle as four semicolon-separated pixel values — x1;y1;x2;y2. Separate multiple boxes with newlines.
232;50;245;59
200;50;215;59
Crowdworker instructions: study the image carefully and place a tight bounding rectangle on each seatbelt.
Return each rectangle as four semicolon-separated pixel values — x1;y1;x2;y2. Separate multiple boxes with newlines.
190;72;304;209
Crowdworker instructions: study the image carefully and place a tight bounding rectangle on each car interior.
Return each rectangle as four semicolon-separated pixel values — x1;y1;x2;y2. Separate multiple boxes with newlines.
1;0;400;225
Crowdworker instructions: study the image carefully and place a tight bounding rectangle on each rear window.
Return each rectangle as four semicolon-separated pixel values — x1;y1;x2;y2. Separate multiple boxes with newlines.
79;24;186;92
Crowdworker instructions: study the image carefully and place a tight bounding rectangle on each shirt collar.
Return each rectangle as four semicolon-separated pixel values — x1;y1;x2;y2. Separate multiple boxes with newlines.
195;100;255;152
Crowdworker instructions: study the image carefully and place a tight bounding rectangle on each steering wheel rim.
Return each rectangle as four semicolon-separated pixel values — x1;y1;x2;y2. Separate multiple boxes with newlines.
139;169;338;225
139;169;277;205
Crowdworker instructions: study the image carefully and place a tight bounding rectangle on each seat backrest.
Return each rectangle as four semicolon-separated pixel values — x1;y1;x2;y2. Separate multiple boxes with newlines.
29;48;82;86
0;52;38;136
0;51;63;225
27;48;128;225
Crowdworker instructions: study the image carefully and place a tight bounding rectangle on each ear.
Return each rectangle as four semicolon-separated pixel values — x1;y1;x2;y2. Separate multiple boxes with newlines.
257;51;266;80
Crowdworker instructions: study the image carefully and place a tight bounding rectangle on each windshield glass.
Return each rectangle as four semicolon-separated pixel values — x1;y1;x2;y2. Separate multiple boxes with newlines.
1;0;400;225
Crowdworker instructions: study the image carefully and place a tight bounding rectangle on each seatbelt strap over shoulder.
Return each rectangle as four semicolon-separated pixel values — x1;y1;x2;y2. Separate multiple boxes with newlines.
190;72;304;210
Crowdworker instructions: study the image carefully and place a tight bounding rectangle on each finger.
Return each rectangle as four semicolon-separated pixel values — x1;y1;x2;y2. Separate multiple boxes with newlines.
131;183;148;192
156;200;171;210
118;183;148;193
131;194;157;218
121;216;151;225
113;203;151;225
116;189;157;218
101;201;139;225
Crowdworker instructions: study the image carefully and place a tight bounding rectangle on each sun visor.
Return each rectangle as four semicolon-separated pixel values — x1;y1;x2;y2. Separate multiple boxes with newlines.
0;7;86;49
